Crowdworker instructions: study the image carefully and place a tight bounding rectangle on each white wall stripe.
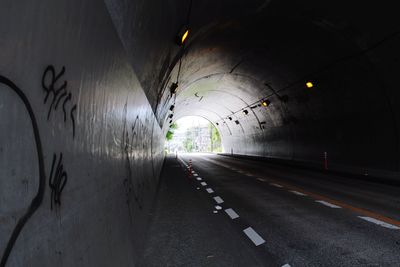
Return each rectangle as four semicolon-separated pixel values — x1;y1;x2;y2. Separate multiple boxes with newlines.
243;227;265;246
358;216;399;230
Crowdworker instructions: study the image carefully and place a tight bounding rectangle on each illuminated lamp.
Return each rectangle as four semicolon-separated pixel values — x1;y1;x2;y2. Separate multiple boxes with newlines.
261;99;271;107
176;26;190;46
306;81;314;88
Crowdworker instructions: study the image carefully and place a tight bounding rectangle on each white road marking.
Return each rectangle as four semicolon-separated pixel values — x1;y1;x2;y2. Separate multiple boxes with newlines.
358;216;400;230
214;196;224;204
290;190;307;196
206;188;214;194
315;200;341;209
215;205;222;210
201;182;207;186
270;183;283;188
225;208;239;219
213;210;218;214
245;172;253;176
196;177;202;181
282;264;291;267
243;227;265;246
193;173;198;176
257;178;267;182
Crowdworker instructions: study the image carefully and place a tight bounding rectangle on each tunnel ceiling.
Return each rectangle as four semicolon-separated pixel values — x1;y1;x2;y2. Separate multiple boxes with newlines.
106;0;400;172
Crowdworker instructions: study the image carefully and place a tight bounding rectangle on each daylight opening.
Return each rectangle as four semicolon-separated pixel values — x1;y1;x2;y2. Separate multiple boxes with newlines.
165;116;222;153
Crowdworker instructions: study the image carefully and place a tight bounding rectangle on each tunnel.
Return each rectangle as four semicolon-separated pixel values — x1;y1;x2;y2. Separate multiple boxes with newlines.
1;0;399;266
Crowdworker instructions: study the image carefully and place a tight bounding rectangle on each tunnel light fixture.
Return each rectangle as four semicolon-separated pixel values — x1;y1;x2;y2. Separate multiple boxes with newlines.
170;82;178;94
228;117;232;121
234;120;240;125
169;105;175;111
306;81;314;88
176;25;190;46
242;109;249;115
169;120;172;124
216;122;219;126
261;99;271;107
169;114;173;119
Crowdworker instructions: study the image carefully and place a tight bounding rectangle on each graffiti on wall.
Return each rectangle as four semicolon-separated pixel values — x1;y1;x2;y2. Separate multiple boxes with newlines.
0;75;46;266
48;153;68;210
121;103;148;213
1;65;75;265
42;65;77;138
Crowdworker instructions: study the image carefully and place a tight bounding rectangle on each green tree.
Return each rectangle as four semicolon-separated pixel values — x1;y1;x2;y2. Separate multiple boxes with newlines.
165;122;178;141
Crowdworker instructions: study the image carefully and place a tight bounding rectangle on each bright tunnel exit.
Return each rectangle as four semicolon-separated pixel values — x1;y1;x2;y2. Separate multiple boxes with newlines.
165;116;223;154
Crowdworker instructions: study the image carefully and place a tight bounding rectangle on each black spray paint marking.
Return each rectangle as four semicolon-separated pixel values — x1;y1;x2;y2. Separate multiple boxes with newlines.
42;65;77;138
0;75;46;267
48;153;68;210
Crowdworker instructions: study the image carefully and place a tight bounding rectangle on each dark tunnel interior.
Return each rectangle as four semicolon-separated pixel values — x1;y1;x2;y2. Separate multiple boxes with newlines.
1;0;400;266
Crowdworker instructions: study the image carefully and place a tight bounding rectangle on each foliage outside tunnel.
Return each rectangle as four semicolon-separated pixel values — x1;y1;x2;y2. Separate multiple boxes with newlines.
165;117;222;153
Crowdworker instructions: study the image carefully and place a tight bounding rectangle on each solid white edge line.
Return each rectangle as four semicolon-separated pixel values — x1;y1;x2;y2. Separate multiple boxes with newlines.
213;196;224;204
224;208;239;219
358;216;400;230
243;227;265;246
315;200;341;209
290;190;307;196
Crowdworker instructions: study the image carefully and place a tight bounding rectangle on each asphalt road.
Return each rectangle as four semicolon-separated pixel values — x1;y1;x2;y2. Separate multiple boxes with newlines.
140;153;400;266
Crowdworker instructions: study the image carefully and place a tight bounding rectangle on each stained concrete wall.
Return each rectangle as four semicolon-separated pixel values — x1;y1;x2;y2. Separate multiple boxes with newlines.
0;0;163;266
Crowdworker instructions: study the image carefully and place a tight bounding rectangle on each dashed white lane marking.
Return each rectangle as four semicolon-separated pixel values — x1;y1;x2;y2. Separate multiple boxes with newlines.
270;183;283;188
213;196;224;204
358;216;400;230
215;205;222;210
282;264;291;267
315;200;341;209
196;177;202;181
206;188;214;194
245;172;253;176
257;178;267;182
201;182;207;186
225;208;239;219
243;227;265;246
290;190;307;196
193;173;198;176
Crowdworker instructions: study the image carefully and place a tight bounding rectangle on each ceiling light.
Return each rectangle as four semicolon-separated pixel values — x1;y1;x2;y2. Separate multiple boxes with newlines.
306;81;314;88
261;99;271;107
176;26;190;46
169;105;175;111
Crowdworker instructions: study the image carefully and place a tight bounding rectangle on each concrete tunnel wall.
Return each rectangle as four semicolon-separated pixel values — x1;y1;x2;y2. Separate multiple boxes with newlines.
0;0;163;266
1;0;400;266
106;0;400;179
